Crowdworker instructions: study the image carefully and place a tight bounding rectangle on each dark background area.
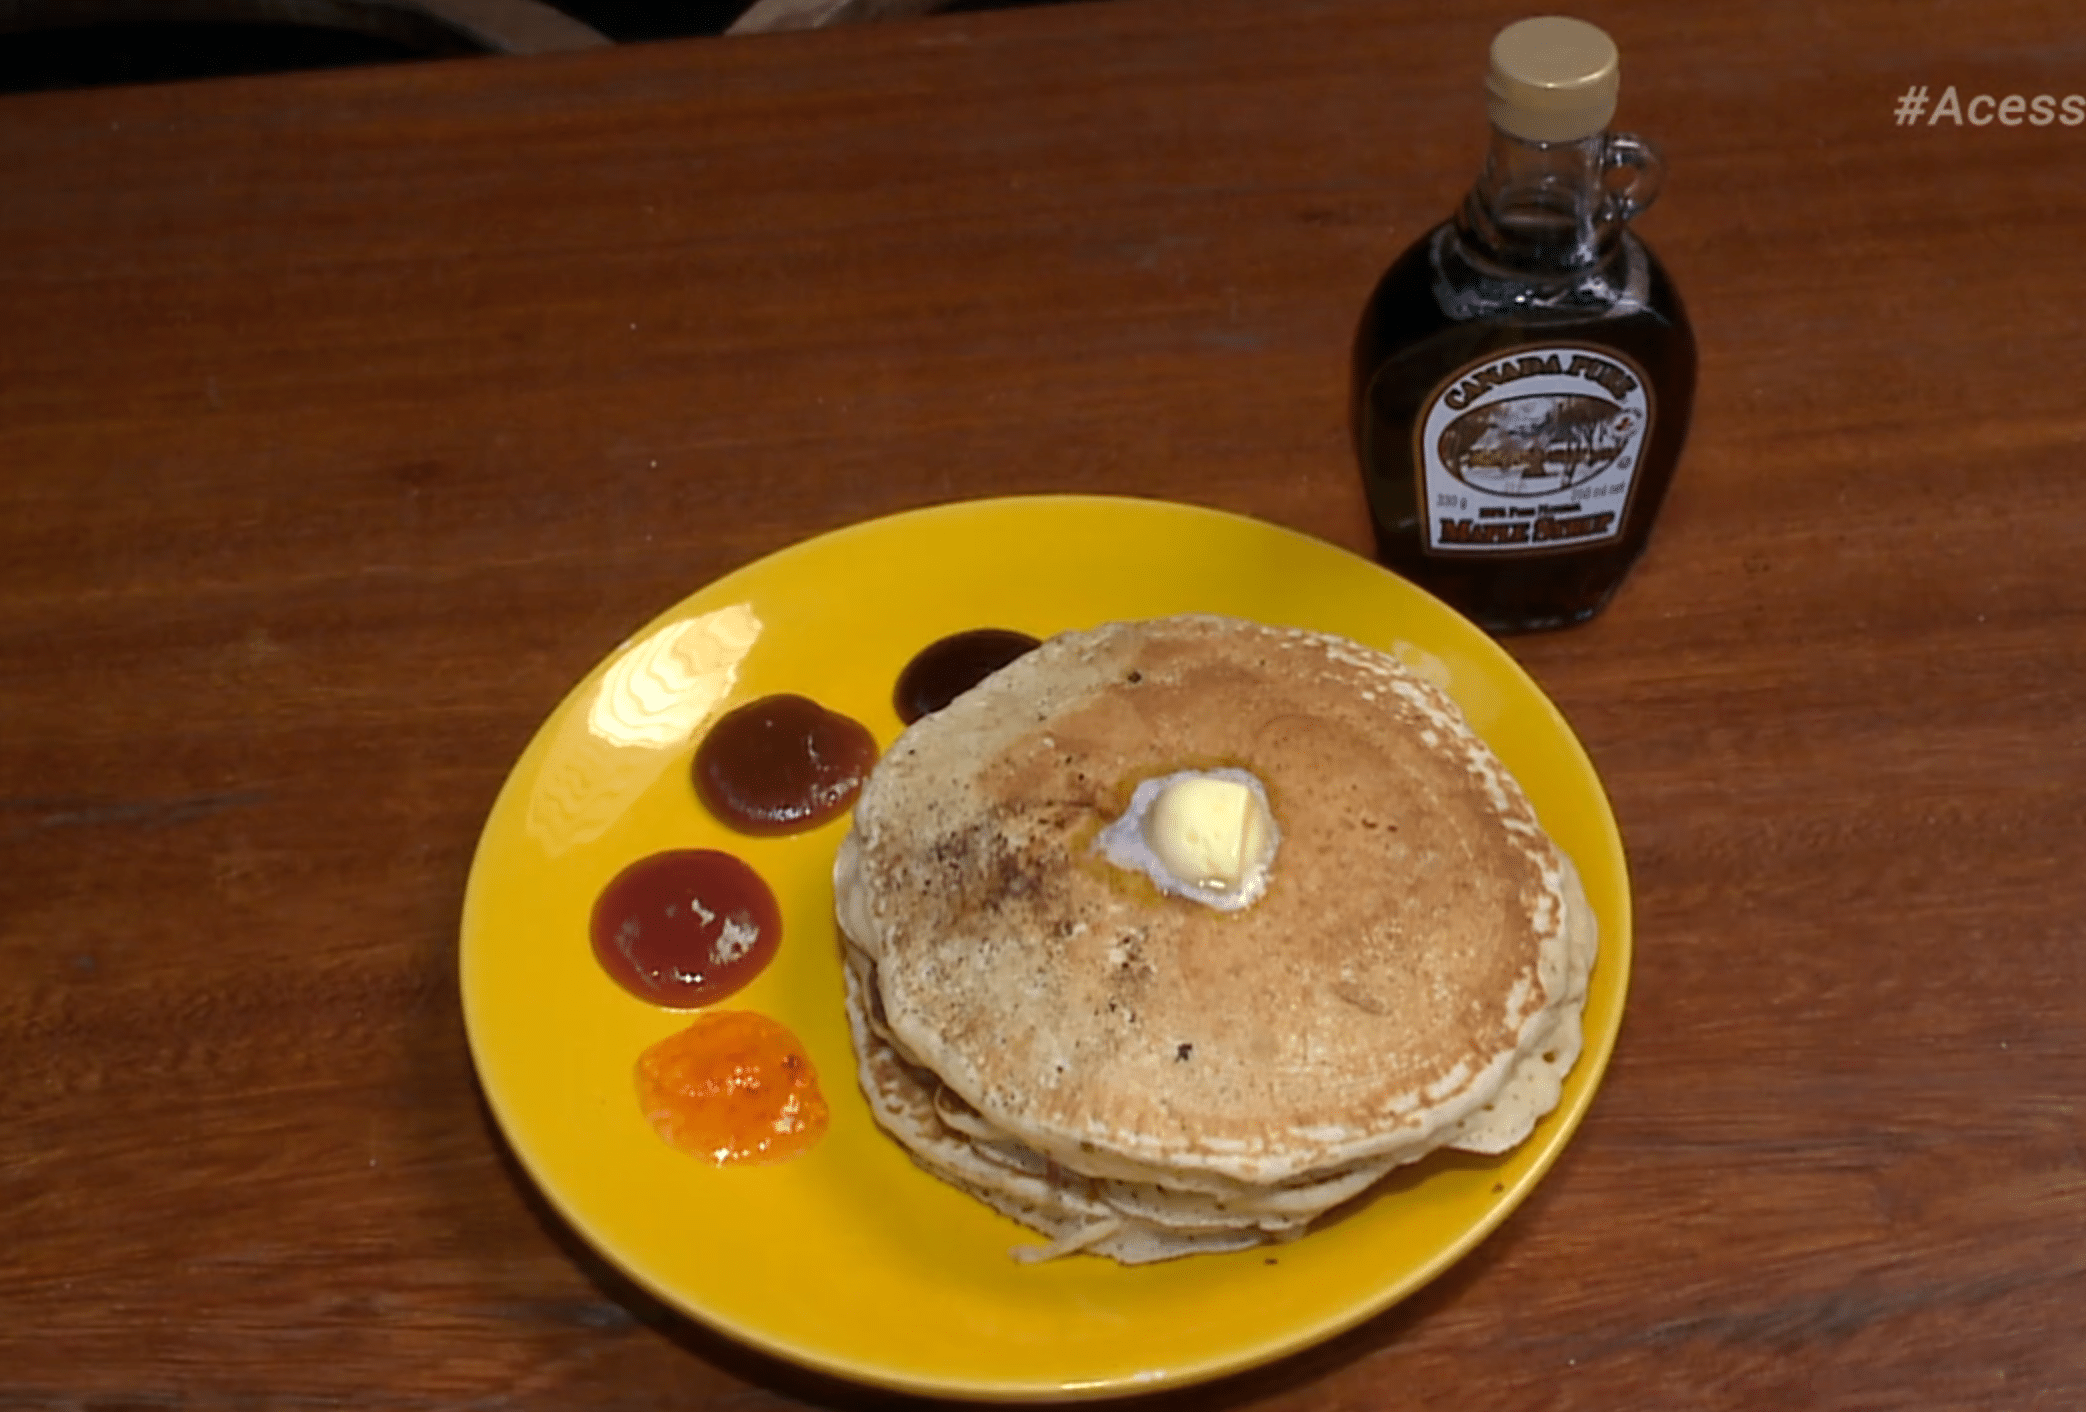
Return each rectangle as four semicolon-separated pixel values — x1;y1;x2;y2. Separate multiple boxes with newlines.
571;0;1090;42
0;0;1096;94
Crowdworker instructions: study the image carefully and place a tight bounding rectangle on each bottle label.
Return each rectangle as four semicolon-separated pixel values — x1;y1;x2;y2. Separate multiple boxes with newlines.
1413;345;1654;557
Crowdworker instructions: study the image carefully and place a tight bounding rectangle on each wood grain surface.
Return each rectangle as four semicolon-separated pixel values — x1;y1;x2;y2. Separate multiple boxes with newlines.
4;0;2084;1407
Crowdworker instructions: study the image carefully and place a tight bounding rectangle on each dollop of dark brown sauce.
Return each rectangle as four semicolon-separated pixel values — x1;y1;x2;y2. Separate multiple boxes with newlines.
894;628;1042;724
591;849;782;1007
693;693;878;835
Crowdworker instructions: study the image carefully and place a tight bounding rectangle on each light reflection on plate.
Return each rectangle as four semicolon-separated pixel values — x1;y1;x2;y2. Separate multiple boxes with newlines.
460;495;1630;1401
526;604;764;855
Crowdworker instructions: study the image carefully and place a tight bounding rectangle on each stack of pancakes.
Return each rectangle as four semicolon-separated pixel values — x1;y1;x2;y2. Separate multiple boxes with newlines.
834;615;1596;1264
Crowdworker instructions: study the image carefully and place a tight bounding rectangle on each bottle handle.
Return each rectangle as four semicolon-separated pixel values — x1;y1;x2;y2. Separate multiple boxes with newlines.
1601;132;1665;225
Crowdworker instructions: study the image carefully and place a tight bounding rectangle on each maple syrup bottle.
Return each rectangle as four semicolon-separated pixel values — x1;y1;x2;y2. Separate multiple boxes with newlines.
1352;17;1695;633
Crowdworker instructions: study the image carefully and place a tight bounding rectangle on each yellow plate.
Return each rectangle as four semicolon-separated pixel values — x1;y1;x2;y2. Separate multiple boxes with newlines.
460;495;1629;1400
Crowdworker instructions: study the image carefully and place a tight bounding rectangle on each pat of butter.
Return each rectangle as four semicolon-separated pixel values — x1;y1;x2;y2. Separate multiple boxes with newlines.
1143;775;1272;891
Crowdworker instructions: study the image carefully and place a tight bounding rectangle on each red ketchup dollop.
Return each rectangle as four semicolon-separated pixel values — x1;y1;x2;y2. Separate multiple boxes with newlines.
693;694;878;835
894;628;1042;725
591;849;782;1007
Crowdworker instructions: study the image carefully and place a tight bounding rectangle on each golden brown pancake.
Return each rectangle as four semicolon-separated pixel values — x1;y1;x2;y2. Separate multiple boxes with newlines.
834;614;1593;1261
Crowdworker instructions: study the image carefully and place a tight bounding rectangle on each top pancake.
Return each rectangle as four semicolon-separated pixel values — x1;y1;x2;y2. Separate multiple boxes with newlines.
839;615;1571;1187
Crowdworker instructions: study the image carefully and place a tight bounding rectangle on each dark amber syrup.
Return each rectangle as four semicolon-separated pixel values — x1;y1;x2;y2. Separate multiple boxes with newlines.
893;629;1041;724
1352;231;1695;633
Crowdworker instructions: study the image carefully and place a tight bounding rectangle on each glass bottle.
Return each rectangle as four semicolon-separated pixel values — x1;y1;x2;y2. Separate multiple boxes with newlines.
1351;16;1696;634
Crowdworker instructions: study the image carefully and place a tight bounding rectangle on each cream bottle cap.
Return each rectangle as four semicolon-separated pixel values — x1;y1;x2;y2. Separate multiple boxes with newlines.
1486;16;1620;143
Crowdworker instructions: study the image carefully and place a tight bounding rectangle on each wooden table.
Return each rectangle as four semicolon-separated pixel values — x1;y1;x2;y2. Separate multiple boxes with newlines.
5;0;2084;1406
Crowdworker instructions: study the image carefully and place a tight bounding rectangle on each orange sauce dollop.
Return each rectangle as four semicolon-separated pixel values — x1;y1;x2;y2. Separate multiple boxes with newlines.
635;1010;829;1165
